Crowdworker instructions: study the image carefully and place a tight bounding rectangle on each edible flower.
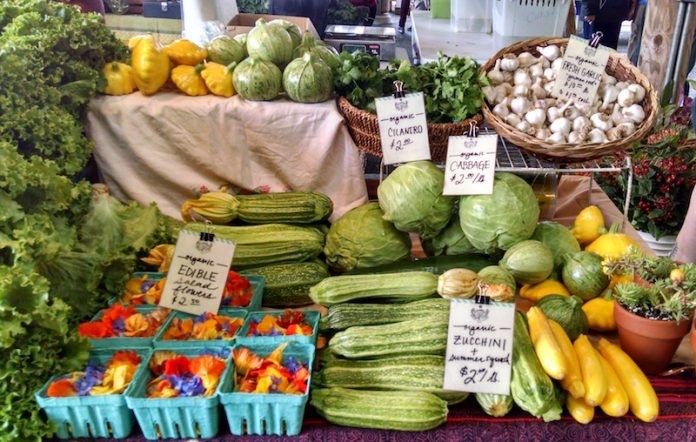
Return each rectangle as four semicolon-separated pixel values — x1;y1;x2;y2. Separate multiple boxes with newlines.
222;271;254;307
46;351;141;397
146;351;228;398
247;309;313;337
78;304;169;339
162;312;243;341
232;344;308;395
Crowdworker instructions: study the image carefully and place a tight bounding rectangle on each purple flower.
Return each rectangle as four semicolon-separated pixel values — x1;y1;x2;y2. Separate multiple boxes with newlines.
166;374;205;397
284;357;304;375
202;347;230;359
193;314;207;324
74;364;106;396
111;318;125;335
141;280;157;292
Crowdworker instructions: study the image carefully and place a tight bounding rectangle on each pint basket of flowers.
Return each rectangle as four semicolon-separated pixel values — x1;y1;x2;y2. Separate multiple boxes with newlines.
79;304;171;349
152;309;247;350
236;309;320;346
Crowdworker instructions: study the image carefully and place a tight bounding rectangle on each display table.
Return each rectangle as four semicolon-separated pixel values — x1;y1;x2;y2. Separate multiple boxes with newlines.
87;93;369;222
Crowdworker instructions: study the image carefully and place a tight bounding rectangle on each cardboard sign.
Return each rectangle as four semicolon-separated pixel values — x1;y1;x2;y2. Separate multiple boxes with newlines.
443;134;498;196
375;92;431;165
443;298;516;395
552;35;611;106
159;229;236;316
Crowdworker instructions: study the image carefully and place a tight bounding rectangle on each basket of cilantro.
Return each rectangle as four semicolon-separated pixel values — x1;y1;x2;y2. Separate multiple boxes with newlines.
334;51;486;162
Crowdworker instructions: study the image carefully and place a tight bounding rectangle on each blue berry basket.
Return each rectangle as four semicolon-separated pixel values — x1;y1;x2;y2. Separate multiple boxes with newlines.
219;342;315;436
152;308;247;350
125;346;232;440
235;309;320;346
35;347;152;439
86;305;172;350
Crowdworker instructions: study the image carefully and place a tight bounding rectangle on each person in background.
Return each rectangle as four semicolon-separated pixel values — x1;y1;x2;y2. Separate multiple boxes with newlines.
578;1;594;39
399;0;410;34
627;0;647;65
672;187;696;263
584;0;635;50
351;0;377;26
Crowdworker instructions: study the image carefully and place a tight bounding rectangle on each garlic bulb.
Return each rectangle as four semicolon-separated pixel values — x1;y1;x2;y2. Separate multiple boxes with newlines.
516;120;531;133
505;113;522;127
525;108;546;127
535;128;551;140
616;122;637;136
615;81;629;91
543;81;555;95
606;127;622;141
551;58;564;72
517;52;538;68
494;83;512;104
589;128;609;143
567;130;586;144
622;104;646;123
543;68;555;82
590;112;613;131
540;57;551;69
628;84;646;102
514;69;532;86
529;63;544;79
617;88;636;107
546;132;567;144
531;79;547;99
512;84;529;97
537;45;561;61
575;103;592;116
547;106;561;123
483;86;497;104
550;117;571;136
493;101;510;119
600;86;619;110
533;99;550;110
500;54;520;72
603;74;617;86
502;71;514;83
563;106;580;120
488;59;504;85
610;104;626;125
510;96;531;115
573;116;591;132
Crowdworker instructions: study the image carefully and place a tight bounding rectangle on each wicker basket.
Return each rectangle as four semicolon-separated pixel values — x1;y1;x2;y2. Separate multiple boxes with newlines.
481;37;658;162
337;96;483;162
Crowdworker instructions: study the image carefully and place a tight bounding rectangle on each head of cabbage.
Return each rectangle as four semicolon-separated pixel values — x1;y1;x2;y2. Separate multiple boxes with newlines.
324;202;411;273
459;172;539;253
377;161;455;239
422;213;476;256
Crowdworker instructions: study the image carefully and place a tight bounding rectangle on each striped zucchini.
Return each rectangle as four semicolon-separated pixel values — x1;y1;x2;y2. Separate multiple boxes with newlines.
309;271;438;306
241;261;329;307
236;191;332;224
475;393;514;417
185;223;324;268
328;317;448;359
347;253;497;275
310;388;448;431
320;298;450;332
317;355;468;403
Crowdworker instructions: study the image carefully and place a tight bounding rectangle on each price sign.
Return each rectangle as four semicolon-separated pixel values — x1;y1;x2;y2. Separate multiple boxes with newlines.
443;134;498;196
159;229;236;316
443;298;515;395
375;92;431;165
552;35;611;106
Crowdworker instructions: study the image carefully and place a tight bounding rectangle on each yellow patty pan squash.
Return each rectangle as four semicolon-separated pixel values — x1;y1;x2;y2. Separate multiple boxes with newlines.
520;278;570;303
131;35;170;95
585;223;639;261
571;206;606;246
582;291;616;332
201;62;237;97
103;62;136;95
171;64;208;96
164;39;208;66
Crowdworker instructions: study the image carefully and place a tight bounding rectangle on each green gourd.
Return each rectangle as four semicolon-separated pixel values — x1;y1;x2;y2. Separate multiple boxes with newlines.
536;294;589;341
246;18;293;66
206;35;246;65
499;240;554;285
240;261;329;307
232;57;282;101
283;53;333;103
561;251;610;301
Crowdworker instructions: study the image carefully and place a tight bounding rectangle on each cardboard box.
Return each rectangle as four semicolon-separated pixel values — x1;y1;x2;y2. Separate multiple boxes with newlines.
226;13;319;38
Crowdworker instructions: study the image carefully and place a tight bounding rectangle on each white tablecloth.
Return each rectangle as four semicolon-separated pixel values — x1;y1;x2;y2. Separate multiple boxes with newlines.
87;93;368;221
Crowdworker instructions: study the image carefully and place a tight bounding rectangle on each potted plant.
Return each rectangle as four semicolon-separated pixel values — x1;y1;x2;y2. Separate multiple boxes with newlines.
606;251;696;374
598;98;696;256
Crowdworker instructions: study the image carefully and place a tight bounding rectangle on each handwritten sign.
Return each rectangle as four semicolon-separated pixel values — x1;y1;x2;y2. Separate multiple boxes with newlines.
375;92;431;165
159;229;236;316
443;298;515;395
552;35;611;106
443;134;498;196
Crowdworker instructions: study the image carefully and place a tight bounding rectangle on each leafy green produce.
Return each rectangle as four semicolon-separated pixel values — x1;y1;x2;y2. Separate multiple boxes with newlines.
237;0;269;13
422;213;476;256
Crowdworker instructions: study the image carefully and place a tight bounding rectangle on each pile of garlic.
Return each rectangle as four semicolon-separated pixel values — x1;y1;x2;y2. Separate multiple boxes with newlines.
483;45;647;145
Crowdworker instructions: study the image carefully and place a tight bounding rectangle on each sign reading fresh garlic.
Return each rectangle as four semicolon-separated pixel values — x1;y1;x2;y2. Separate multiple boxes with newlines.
552;35;610;106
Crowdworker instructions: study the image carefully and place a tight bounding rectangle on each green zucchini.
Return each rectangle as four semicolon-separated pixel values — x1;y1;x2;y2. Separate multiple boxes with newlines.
236;191;333;224
346;253;496;275
328;317;448;359
475;393;514;417
240;261;329;307
320;298;450;332
309;271;438;306
510;311;560;422
185;222;324;268
317;355;467;404
310;388;448;431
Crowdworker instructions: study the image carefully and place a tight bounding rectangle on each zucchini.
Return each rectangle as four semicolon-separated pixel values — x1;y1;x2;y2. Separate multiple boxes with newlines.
310;387;448;431
510;311;561;422
240;261;329;307
317;355;467;404
347;253;496;275
475;393;514;417
309;271;438;306
328;317;448;359
235;191;333;224
320;298;450;332
185;222;324;268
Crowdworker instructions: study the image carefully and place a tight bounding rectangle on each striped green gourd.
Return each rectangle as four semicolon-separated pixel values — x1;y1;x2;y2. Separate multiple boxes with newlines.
319;298;450;332
232;56;282;101
240;261;329;307
475;393;514;417
328;317;448;359
246;18;293;66
310;388;448;431
185;223;324;268
309;271;438;307
282;53;333;103
235;191;333;224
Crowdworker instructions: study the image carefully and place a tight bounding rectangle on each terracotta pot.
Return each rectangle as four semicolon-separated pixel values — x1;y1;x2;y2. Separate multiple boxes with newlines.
614;302;691;374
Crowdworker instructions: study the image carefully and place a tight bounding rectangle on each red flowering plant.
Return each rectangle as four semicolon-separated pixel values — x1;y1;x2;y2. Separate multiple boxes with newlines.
598;97;696;239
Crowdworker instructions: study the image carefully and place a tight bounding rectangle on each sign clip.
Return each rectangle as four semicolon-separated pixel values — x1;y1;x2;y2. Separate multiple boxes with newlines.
393;80;405;99
468;120;479;138
589;32;603;48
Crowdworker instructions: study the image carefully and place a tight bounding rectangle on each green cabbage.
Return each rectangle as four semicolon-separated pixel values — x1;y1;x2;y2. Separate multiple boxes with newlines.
531;221;581;271
324;202;411;273
459;173;540;253
378;161;455;239
422;213;476;256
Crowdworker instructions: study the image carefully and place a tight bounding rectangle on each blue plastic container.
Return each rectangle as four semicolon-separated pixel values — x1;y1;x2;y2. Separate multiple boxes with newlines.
87;305;171;350
219;342;315;436
235;309;320;346
152;308;247;350
35;348;152;439
125;346;232;440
